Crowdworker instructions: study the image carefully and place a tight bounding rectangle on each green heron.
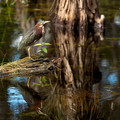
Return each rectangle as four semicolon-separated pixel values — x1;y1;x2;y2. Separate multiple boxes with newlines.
18;20;50;60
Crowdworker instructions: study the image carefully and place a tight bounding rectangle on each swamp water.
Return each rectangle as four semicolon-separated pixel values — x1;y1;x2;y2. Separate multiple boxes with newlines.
0;0;120;120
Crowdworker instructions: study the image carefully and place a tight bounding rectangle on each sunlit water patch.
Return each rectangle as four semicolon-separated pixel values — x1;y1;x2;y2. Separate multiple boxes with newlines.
10;35;23;48
107;72;118;85
114;15;120;26
10;35;23;61
11;52;21;61
7;87;28;120
10;77;28;83
100;58;119;102
101;59;109;67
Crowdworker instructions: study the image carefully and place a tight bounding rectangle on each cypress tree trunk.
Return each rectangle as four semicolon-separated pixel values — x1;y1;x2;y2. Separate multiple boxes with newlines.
54;0;105;31
54;26;102;88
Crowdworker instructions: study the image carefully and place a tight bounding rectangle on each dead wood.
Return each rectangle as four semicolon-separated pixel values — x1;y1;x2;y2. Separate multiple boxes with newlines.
0;57;60;78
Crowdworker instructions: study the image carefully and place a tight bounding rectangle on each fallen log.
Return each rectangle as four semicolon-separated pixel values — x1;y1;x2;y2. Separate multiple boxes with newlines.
0;57;60;78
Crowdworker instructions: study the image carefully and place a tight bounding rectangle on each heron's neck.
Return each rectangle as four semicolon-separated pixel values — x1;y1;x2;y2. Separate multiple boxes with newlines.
35;23;44;34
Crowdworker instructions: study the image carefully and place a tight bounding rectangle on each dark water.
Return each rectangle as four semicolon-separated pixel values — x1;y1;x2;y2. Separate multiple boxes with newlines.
0;0;120;120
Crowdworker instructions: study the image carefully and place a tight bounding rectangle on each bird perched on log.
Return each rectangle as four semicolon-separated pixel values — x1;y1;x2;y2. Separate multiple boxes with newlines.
18;20;50;60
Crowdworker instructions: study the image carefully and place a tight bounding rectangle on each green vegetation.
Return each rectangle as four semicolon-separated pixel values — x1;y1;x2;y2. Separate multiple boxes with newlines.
0;54;6;66
34;42;51;56
34;76;50;87
5;0;16;6
0;0;19;63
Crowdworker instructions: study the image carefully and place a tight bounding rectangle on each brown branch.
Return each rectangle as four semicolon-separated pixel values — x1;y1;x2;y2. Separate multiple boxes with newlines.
0;57;61;79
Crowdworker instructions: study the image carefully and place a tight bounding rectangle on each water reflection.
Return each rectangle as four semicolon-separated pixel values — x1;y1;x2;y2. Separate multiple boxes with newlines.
101;59;109;67
10;35;23;48
7;87;27;120
118;40;120;46
11;52;21;61
10;35;23;61
10;77;28;83
107;72;118;85
101;59;118;86
25;76;101;120
114;15;120;26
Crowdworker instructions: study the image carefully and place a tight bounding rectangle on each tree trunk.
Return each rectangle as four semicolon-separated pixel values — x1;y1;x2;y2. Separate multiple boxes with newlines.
54;0;105;31
54;26;102;88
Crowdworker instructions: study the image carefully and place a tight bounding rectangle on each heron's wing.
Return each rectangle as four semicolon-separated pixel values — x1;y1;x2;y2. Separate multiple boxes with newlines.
18;29;36;50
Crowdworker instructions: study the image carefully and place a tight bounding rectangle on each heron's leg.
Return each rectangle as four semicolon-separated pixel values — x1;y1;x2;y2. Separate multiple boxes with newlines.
28;46;31;58
27;77;30;87
28;47;35;61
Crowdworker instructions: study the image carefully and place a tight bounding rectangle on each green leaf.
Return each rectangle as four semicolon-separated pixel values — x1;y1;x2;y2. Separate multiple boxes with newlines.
41;42;45;45
40;53;44;56
34;83;50;87
42;47;47;53
34;83;41;86
41;76;46;82
43;43;51;45
34;42;51;46
34;43;42;46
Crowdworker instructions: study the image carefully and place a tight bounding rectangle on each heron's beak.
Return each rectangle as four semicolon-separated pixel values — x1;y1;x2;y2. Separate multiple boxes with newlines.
44;21;50;24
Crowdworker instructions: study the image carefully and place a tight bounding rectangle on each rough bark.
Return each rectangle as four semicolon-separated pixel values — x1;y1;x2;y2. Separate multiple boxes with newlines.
54;26;102;88
53;0;105;31
0;57;60;78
